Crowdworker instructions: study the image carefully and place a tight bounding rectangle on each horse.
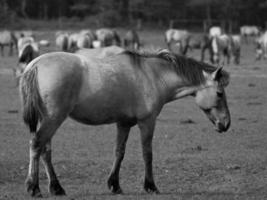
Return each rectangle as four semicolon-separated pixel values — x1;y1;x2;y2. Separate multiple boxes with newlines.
240;25;260;44
0;30;17;56
230;35;241;64
20;48;230;197
187;33;213;62
95;28;121;47
255;31;267;60
123;29;140;50
209;26;222;38
13;36;39;85
211;34;232;64
55;32;69;52
165;29;190;55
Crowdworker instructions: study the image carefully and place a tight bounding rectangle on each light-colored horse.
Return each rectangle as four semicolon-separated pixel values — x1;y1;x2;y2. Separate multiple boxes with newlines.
209;26;222;38
240;25;260;43
255;31;267;60
211;34;231;64
123;29;140;50
20;48;230;197
0;30;17;56
165;29;190;55
95;28;121;47
13;36;39;85
55;32;69;52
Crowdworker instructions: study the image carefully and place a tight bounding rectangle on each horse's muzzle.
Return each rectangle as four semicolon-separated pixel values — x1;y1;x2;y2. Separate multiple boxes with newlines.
215;120;230;133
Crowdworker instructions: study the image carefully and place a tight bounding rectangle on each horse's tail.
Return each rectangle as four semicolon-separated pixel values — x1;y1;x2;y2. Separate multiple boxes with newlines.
20;64;44;133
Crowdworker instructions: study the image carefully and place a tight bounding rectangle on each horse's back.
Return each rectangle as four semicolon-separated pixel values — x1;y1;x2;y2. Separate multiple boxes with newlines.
76;46;124;59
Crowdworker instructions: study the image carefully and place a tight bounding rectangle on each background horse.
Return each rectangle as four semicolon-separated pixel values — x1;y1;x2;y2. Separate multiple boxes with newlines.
13;36;39;85
211;34;231;64
0;30;17;56
255;31;267;60
165;29;190;55
187;33;212;62
95;28;121;47
20;48;230;197
240;25;260;44
123;29;140;50
230;35;241;64
209;26;222;38
55;32;69;52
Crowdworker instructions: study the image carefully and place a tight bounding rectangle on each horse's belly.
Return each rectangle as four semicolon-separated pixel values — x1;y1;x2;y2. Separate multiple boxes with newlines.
69;98;134;125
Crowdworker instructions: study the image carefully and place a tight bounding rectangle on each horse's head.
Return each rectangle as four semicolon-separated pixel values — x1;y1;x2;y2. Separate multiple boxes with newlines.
195;67;230;133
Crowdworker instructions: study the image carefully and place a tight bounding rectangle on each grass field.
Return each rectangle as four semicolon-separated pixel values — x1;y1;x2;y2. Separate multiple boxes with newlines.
0;29;267;200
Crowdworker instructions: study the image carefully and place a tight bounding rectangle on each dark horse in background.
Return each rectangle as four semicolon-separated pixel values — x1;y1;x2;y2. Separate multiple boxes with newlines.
20;48;230;197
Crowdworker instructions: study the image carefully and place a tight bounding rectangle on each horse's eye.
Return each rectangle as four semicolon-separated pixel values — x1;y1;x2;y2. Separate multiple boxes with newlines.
217;91;223;98
203;108;212;113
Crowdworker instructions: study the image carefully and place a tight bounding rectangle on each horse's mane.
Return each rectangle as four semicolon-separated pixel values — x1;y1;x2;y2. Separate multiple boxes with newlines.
122;48;230;87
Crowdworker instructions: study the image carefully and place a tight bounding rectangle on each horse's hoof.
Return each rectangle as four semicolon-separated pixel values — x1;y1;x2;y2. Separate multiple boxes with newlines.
144;180;160;194
49;180;66;196
107;177;123;194
25;180;42;198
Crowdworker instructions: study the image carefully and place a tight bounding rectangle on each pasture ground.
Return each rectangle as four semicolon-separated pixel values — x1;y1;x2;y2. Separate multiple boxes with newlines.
0;30;267;200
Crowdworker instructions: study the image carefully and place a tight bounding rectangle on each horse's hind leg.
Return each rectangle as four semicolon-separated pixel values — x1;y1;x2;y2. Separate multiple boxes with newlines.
26;117;66;197
107;122;131;194
41;140;66;195
138;117;159;194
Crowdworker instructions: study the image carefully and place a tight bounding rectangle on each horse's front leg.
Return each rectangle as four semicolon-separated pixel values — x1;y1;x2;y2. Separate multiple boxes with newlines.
41;140;66;196
138;117;159;194
107;122;131;194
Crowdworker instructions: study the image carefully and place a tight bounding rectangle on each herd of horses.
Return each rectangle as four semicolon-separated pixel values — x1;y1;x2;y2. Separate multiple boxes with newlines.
0;25;263;197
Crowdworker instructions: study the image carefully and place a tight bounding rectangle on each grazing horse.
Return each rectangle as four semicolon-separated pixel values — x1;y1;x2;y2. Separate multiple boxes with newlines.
123;29;140;50
95;28;121;47
211;34;231;64
13;36;39;85
240;25;260;43
0;30;17;56
165;29;190;55
55;32;69;52
188;33;212;62
230;35;241;64
20;48;230;197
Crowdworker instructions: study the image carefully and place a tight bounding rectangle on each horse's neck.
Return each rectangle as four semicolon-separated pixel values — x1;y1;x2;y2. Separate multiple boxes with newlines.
147;58;199;103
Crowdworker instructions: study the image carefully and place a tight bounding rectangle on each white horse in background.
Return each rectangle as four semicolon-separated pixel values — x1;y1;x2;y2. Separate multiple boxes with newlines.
211;34;231;64
209;26;222;38
165;29;191;55
255;31;267;60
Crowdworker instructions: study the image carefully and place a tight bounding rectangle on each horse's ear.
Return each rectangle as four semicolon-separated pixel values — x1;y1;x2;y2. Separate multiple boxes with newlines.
212;66;223;81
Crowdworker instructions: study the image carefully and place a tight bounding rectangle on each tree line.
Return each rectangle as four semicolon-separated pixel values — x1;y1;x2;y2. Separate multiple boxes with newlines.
1;0;267;29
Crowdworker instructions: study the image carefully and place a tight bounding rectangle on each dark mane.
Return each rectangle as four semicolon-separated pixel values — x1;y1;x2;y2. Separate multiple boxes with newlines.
122;48;230;87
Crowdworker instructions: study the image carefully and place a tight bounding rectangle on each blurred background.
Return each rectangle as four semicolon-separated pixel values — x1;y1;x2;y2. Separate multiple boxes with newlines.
1;0;267;31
